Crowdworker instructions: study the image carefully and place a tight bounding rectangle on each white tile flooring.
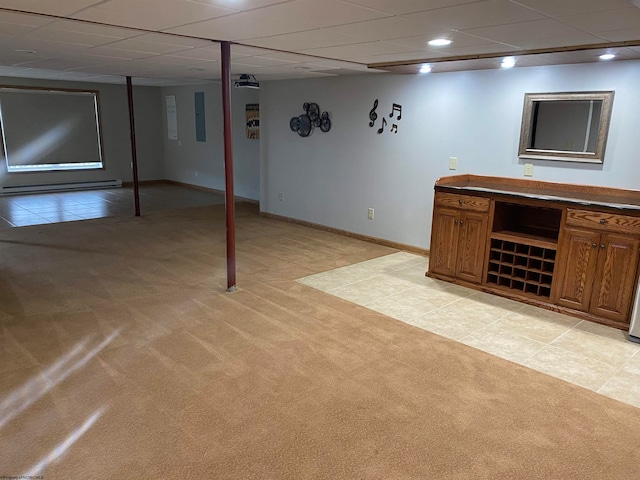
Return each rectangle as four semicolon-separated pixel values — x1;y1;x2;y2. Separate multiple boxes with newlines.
0;184;225;228
298;252;640;409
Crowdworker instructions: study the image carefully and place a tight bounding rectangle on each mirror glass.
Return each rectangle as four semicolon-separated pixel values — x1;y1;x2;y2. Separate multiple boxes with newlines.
518;91;614;163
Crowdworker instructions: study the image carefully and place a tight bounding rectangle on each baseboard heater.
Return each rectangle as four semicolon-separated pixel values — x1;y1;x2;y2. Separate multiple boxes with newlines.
0;179;122;196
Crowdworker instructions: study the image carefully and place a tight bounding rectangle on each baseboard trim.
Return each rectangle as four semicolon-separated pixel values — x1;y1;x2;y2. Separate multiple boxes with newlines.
260;211;429;256
122;179;259;205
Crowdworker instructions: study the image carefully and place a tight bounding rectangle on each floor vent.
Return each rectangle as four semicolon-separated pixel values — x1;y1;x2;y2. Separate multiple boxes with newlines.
0;179;123;196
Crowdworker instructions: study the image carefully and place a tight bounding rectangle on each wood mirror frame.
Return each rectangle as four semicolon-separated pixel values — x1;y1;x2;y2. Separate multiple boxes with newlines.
518;91;614;164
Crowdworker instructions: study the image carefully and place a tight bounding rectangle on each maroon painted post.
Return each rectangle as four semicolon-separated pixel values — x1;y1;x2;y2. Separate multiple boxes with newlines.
126;76;141;217
221;41;237;291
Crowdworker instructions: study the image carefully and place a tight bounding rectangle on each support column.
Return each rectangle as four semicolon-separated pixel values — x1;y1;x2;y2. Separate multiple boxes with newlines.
221;41;237;291
126;76;141;217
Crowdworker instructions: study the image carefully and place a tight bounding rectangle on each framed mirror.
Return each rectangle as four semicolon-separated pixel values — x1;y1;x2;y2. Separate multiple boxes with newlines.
518;91;614;163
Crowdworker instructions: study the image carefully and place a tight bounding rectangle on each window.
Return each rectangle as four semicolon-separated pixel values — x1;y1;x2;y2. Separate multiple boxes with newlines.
0;87;104;173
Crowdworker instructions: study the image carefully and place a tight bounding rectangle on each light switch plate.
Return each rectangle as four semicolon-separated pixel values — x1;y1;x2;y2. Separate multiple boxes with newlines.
449;157;457;170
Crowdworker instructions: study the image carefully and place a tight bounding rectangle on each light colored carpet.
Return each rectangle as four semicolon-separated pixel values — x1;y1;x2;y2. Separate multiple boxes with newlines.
2;203;640;479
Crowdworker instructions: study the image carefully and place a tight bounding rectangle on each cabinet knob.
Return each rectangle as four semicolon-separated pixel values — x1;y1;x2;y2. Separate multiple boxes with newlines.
599;219;607;224
458;199;462;205
454;219;458;224
592;243;597;248
460;220;464;225
600;244;605;249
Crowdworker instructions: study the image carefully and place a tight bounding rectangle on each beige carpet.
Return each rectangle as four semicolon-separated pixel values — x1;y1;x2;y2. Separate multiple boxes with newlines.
2;203;640;479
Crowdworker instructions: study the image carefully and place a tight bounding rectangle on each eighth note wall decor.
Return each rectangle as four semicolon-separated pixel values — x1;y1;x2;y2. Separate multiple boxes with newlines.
368;99;402;134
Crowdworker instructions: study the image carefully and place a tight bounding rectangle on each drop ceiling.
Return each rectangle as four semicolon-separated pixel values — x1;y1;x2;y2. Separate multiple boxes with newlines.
0;0;638;85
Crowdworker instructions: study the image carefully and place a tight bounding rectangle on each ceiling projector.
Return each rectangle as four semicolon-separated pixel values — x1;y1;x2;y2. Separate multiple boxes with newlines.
234;74;260;89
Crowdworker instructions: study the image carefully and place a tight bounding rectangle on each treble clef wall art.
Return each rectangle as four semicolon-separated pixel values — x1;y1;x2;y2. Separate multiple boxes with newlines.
368;99;378;127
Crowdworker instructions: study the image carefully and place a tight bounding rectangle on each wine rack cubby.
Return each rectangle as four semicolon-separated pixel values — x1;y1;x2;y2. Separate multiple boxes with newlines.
486;237;556;298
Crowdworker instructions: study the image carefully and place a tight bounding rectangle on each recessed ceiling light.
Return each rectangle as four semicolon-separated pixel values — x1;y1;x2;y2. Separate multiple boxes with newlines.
15;49;37;54
428;38;452;47
419;64;432;74
599;53;616;60
501;56;516;69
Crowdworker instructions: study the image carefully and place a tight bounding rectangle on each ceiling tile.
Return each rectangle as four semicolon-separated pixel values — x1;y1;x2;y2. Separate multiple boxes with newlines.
508;0;633;18
403;0;546;30
187;0;292;11
9;56;103;70
85;46;158;60
232;55;299;67
244;29;367;51
160;45;231;62
387;30;505;50
165;9;315;40
255;0;390;28
328;16;438;41
340;0;482;15
102;37;199;55
597;28;640;42
27;27;125;47
429;43;523;56
302;40;421;60
0;0;105;16
0;11;54;27
45;20;139;39
463;19;599;46
72;0;237;31
559;7;640;33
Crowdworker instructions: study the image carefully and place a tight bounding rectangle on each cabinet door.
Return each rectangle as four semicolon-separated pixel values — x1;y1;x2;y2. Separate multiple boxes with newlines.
429;207;460;277
554;227;600;312
590;233;640;323
456;211;488;284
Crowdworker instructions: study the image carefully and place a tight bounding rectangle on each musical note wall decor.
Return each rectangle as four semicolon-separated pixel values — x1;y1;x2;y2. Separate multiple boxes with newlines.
369;99;378;127
368;99;403;135
377;117;387;134
389;103;402;121
290;102;332;137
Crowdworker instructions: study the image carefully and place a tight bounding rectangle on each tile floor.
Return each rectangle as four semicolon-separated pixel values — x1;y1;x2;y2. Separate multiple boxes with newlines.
0;184;225;228
298;252;640;409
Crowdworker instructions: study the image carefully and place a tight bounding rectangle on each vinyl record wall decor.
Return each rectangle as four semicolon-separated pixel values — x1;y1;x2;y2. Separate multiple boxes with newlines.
290;103;331;137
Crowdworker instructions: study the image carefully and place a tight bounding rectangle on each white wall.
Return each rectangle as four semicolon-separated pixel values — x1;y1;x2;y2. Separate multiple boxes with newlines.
161;84;260;201
0;77;164;187
260;60;640;249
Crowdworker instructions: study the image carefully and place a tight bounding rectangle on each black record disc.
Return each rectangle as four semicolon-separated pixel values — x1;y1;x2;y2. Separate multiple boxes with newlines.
320;116;331;133
297;114;312;137
306;103;320;123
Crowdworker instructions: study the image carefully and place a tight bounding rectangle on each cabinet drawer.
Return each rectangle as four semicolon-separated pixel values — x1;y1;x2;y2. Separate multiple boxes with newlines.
566;209;640;235
435;192;490;212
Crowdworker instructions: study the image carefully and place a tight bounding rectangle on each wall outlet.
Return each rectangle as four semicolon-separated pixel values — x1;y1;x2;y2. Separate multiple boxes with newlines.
368;208;374;220
524;163;534;177
279;193;284;201
449;157;457;170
